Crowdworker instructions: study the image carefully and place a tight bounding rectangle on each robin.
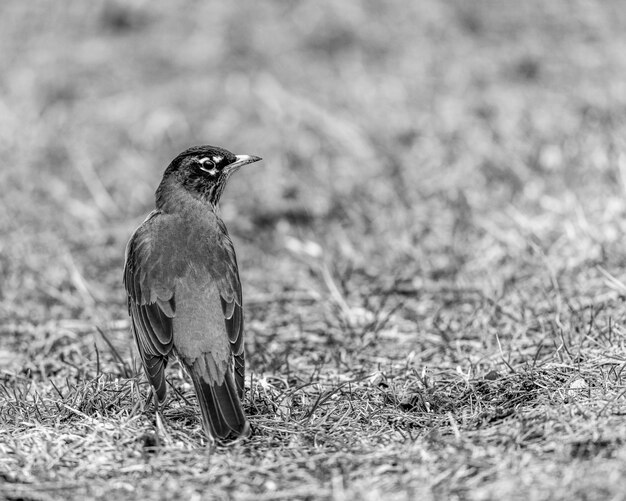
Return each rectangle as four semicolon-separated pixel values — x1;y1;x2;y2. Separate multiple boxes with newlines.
124;145;261;443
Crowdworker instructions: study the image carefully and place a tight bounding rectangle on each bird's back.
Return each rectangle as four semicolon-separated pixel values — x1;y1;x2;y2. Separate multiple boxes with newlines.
126;204;249;442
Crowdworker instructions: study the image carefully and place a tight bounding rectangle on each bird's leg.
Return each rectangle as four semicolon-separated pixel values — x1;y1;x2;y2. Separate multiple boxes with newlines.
153;389;172;446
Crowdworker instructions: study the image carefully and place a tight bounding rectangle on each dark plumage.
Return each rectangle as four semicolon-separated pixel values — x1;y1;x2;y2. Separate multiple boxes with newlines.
124;145;261;443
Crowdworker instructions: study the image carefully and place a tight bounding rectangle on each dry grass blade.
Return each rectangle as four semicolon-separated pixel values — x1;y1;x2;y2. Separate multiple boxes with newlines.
96;326;133;378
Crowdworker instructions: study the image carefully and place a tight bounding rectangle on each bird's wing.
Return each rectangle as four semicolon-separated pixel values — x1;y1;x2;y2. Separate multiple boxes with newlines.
214;219;245;396
123;210;177;402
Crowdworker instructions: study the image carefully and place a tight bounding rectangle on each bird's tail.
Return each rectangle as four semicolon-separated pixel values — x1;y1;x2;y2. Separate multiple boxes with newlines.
189;366;250;443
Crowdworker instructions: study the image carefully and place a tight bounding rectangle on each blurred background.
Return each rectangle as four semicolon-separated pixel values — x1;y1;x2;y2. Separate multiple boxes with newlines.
4;2;626;497
1;0;626;376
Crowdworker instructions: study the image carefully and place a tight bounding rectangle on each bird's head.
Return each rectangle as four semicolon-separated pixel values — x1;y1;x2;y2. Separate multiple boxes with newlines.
156;145;261;208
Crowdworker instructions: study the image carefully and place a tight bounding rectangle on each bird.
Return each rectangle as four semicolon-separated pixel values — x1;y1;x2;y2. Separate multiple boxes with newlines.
123;145;261;443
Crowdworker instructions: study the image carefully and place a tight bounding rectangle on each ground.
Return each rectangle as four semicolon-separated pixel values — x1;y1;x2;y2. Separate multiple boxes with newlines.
1;1;626;500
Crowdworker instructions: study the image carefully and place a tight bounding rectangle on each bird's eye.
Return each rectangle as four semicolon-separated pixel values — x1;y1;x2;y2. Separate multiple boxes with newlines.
198;157;214;168
198;157;218;175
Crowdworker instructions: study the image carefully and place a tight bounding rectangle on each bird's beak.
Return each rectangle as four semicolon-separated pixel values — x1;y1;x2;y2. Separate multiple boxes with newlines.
228;155;262;171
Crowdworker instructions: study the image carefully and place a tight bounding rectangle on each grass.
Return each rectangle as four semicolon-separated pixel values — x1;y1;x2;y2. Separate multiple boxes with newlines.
2;0;626;499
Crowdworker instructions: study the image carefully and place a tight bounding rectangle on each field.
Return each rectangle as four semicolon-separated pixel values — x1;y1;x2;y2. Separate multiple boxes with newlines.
2;1;626;499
